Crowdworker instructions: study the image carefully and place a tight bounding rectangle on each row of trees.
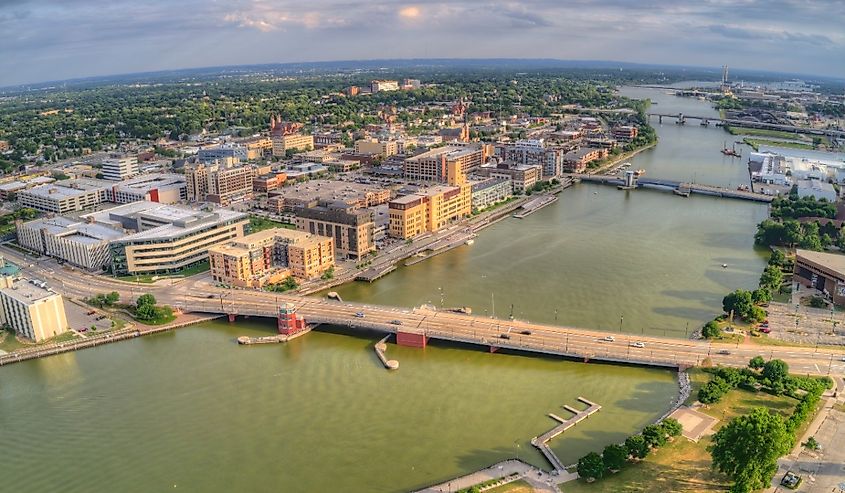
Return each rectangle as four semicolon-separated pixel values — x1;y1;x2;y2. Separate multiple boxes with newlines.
697;358;791;404
576;418;683;482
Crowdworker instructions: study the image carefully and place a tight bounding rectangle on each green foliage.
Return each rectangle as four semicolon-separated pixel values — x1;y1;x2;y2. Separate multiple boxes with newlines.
749;356;766;370
87;291;120;308
602;443;628;471
660;418;683;438
320;266;335;280
808;295;827;308
136;293;157;308
698;376;734;404
577;451;605;481
624;434;649;459
768;249;786;267
751;288;772;305
265;276;299;292
641;424;667;449
759;265;784;292
702;320;722;339
802;436;819;450
709;408;792;493
771;196;836;220
762;359;789;385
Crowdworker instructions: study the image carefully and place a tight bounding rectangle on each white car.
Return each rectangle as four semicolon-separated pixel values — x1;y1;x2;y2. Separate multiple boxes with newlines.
601;336;616;342
630;342;645;348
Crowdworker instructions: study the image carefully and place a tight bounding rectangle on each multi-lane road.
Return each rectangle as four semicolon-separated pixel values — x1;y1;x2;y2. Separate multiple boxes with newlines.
3;245;845;376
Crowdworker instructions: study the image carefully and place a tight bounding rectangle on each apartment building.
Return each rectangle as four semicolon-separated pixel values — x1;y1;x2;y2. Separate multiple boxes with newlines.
563;147;607;173
295;205;375;259
471;178;513;211
184;162;256;206
101;202;248;275
101;155;140;181
389;159;472;239
403;145;483;182
496;140;565;180
209;228;334;287
612;125;639;142
478;162;542;193
0;276;68;342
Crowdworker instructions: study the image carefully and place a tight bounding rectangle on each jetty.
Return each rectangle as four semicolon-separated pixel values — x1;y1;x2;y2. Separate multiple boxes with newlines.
374;335;399;370
513;194;558;219
355;265;396;282
531;397;602;473
237;327;311;345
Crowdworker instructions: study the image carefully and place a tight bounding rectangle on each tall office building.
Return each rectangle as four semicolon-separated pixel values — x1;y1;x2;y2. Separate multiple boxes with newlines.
101;155;140;181
0;276;68;342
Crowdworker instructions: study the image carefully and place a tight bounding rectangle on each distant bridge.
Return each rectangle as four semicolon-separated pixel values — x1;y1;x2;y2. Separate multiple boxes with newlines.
647;113;845;138
575;175;774;203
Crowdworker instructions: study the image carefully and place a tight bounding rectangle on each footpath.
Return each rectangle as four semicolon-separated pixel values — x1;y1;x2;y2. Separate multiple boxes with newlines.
413;459;560;493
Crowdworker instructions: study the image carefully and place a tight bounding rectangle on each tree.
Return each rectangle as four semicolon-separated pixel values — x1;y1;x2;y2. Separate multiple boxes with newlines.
768;249;786;267
105;291;120;305
751;288;771;305
137;293;156;308
661;418;683;438
625;434;649;459
577;451;605;481
135;303;157;321
762;359;789;385
709;407;792;493
759;266;783;292
783;220;803;246
749;356;766;370
722;290;753;319
702;320;722;339
747;306;767;323
642;424;667;448
602;444;627;472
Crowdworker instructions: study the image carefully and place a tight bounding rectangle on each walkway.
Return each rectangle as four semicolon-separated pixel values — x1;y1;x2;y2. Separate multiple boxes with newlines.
413;459;560;493
531;397;602;473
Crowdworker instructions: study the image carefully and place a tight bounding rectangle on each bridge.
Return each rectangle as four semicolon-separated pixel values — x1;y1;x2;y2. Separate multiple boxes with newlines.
575;174;774;203
1;245;843;376
647;113;845;139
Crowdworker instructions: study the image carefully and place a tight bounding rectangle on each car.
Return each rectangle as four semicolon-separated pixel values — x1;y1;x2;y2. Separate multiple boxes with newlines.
520;330;532;335
841;357;845;362
354;312;365;318
630;341;645;348
78;328;87;332
760;328;771;334
601;336;616;342
717;349;731;355
206;294;216;299
390;320;402;325
499;334;511;340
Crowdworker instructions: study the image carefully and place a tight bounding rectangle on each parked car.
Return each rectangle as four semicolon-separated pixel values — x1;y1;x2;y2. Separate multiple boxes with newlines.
760;327;771;334
390;320;402;325
354;312;365;318
630;341;645;348
717;350;731;355
499;334;511;340
601;336;616;342
520;330;532;335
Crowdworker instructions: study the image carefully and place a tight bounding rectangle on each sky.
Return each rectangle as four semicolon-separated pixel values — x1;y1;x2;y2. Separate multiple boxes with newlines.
1;0;844;86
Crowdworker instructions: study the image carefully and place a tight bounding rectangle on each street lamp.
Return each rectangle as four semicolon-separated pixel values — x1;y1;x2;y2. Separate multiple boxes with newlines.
619;314;624;332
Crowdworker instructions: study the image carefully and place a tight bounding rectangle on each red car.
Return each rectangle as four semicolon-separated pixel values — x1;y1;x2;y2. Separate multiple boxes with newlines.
760;327;771;334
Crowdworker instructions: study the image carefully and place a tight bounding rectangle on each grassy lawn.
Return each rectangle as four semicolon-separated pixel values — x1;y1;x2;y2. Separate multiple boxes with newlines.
727;127;808;140
116;261;209;283
743;138;814;152
485;480;534;493
565;369;799;493
0;328;80;353
249;215;295;232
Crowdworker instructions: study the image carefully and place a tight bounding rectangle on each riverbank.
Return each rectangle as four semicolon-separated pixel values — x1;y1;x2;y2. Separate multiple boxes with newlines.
586;142;657;176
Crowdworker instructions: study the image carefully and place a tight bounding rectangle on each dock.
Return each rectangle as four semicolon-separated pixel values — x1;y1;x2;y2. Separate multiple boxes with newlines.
374;335;399;370
531;397;602;473
355;265;396;282
513;194;558;219
237;327;311;345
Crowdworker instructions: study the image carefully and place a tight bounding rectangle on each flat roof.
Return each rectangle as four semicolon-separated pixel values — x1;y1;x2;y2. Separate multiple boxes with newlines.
1;278;59;304
407;145;480;162
22;178;110;200
796;249;845;277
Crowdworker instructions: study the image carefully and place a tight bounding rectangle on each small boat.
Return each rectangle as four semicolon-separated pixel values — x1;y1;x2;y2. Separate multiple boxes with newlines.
721;264;728;268
465;239;475;246
634;169;646;176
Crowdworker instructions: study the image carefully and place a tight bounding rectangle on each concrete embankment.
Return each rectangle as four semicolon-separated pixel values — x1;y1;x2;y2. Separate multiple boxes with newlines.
374;335;399;370
237;327;312;345
0;313;223;366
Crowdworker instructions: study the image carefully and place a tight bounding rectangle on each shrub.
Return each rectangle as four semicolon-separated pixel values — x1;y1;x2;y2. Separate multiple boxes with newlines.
625;434;649;459
660;418;683;437
602;444;627;471
577;452;605;481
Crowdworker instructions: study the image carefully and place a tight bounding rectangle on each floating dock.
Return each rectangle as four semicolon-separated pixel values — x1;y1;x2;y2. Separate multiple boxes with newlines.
531;397;601;473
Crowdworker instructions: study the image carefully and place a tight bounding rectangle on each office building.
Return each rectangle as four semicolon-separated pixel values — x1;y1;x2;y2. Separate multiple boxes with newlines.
272;134;314;157
101;202;248;275
101;155;140;181
370;80;400;93
18;179;111;213
478;161;542;193
253;173;286;193
271;180;391;211
354;139;399;158
295;205;375;259
794;249;845;305
107;173;187;204
0;276;68;342
403;145;483;182
16;216;124;270
209;228;334;287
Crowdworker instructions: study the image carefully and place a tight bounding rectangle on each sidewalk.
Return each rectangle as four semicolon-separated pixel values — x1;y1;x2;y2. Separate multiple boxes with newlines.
413;459;561;493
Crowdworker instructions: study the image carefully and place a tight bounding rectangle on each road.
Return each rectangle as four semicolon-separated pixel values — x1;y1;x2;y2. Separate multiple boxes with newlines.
3;245;844;376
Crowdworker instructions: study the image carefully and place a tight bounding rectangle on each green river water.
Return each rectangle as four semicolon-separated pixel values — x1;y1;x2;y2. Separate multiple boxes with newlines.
0;86;770;493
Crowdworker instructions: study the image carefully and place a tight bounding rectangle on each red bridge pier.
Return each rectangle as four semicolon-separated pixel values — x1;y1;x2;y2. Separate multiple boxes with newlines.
278;303;307;335
396;330;427;348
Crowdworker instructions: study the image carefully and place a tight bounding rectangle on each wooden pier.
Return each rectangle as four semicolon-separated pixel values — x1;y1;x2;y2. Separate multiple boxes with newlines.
531;397;602;473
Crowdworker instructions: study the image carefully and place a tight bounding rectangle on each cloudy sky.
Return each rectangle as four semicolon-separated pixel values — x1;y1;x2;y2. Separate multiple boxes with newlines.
1;0;843;86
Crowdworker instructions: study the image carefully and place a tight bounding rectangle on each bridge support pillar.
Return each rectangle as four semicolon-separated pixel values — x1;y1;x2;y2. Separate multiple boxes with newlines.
396;330;427;348
658;115;662;124
489;346;499;353
278;303;307;335
228;314;236;323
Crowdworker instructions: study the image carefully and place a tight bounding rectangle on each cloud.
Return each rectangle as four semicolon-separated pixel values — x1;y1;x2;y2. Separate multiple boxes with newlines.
0;0;843;86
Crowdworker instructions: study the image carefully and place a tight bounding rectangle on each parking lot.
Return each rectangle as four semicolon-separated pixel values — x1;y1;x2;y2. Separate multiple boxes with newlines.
766;302;845;346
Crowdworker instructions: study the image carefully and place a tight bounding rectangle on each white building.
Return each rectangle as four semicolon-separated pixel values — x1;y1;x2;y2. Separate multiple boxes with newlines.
471;178;513;211
796;179;838;202
18;179;110;213
107;173;187;204
750;152;789;185
16;217;124;270
101;155;140;181
0;276;68;342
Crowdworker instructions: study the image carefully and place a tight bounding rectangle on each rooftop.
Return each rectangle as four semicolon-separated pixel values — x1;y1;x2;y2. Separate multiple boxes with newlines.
22;178;110;200
1;277;60;304
796;249;845;277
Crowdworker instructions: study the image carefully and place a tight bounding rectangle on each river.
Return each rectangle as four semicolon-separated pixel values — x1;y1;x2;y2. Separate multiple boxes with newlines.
0;85;765;493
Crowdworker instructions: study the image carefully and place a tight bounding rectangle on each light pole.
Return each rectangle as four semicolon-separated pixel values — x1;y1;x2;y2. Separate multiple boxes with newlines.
619;314;624;332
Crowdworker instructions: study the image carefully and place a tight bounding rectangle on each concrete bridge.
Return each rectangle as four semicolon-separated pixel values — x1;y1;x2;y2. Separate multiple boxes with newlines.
648;113;845;138
575;174;774;203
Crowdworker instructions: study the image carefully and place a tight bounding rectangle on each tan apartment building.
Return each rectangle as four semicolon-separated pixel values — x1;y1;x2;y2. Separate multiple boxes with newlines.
208;228;334;287
389;159;471;239
403;145;483;182
184;162;256;206
272;134;314;157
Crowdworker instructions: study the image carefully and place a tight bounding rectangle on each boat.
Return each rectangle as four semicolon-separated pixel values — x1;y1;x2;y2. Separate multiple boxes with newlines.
465;239;475;246
721;141;741;157
634;168;646;176
722;264;728;268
